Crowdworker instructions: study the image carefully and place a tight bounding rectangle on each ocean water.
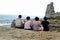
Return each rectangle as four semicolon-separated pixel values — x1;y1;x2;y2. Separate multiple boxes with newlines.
0;15;17;24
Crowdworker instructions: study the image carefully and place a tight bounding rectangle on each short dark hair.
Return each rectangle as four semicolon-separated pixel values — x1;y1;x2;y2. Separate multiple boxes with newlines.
26;16;30;20
35;17;39;21
44;17;47;20
18;15;22;18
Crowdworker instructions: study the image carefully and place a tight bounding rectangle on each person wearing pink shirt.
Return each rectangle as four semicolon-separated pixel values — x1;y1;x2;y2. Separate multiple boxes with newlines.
24;16;32;30
32;17;43;31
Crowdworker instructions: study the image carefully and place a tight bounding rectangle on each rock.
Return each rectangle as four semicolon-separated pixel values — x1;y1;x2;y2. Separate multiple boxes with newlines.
45;2;60;19
0;27;60;40
45;2;55;18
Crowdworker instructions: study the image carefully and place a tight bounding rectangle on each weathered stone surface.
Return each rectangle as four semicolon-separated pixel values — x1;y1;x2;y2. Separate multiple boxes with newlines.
45;2;60;19
0;27;60;40
45;2;55;18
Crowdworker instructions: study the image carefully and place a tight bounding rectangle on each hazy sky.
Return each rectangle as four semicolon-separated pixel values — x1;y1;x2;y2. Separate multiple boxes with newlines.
0;0;60;17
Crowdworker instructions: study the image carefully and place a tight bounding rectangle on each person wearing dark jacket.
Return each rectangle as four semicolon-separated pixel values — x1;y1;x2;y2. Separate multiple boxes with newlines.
41;17;49;31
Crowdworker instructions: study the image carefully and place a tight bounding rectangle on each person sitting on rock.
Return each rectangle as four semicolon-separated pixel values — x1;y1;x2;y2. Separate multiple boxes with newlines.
41;17;49;31
32;17;43;31
11;15;24;29
24;16;32;30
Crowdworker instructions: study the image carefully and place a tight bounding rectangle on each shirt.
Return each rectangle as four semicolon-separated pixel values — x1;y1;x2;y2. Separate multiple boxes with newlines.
15;18;24;27
32;20;43;30
24;20;31;29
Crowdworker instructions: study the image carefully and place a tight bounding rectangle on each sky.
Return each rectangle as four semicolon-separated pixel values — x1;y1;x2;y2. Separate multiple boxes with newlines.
0;0;60;17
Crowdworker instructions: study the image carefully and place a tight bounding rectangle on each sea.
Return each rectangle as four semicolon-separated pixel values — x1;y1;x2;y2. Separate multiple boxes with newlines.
0;14;43;28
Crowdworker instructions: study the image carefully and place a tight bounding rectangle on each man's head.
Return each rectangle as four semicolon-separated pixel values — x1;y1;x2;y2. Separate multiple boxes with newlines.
18;15;22;18
26;16;30;20
44;17;47;20
35;17;39;21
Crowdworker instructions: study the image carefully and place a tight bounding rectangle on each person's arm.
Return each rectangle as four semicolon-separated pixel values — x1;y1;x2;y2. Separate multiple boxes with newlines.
22;19;24;24
38;21;43;27
11;20;15;28
48;22;49;25
30;21;33;27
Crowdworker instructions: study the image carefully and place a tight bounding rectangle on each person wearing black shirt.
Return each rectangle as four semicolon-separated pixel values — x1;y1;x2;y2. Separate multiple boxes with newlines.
41;17;49;31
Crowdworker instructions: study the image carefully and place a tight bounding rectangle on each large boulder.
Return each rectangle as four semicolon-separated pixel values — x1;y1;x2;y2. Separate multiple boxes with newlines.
45;2;55;18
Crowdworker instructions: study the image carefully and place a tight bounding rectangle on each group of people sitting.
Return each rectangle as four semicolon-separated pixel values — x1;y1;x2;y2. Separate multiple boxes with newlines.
11;15;49;31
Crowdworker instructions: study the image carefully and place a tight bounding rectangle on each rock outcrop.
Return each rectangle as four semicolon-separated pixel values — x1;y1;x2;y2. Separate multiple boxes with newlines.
45;2;55;18
45;2;60;19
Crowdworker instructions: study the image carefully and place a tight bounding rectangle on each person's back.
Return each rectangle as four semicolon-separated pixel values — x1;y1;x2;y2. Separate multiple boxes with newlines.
24;20;32;29
41;17;49;31
32;17;43;31
15;18;23;27
24;16;32;30
14;15;24;29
